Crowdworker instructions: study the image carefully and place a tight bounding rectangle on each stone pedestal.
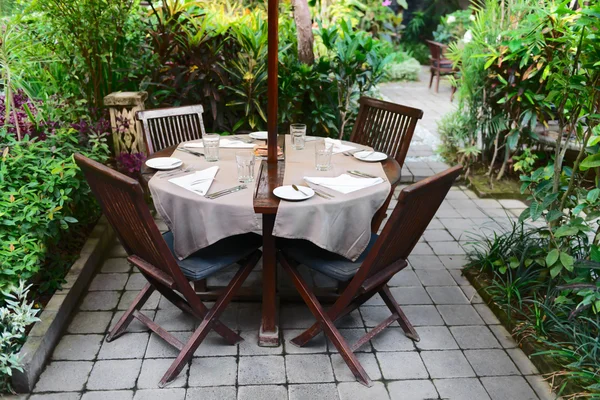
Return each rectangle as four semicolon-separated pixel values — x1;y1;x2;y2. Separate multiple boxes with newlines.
104;91;148;155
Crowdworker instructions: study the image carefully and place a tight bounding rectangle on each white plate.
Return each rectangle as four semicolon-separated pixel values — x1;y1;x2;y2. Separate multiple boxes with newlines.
273;185;315;201
145;157;183;170
353;151;387;162
249;131;268;140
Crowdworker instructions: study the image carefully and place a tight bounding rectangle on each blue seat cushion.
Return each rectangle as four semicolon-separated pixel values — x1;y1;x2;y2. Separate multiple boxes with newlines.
163;231;262;281
280;233;378;281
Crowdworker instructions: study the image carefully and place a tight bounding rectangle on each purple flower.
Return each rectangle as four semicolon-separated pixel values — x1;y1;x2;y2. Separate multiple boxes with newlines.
116;152;146;177
382;0;392;6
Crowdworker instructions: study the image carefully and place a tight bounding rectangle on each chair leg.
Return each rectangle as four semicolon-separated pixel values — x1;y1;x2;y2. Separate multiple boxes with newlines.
280;255;372;387
451;85;457;102
159;250;261;387
379;285;419;341
435;70;441;93
429;69;434;89
107;283;154;342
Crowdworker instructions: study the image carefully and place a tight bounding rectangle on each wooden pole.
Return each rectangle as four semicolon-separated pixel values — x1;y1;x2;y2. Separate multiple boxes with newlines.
267;0;279;164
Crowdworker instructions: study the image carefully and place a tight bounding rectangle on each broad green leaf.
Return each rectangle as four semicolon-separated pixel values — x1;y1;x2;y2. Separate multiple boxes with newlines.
560;252;574;272
546;249;559;267
550;264;562;278
554;225;578;238
587;188;600;203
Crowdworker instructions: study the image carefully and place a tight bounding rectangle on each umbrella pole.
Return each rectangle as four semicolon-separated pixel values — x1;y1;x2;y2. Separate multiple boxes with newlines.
267;0;279;164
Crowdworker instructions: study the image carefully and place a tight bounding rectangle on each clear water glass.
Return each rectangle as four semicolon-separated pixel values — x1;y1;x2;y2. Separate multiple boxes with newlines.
236;150;255;183
315;140;334;171
290;123;306;150
203;134;220;162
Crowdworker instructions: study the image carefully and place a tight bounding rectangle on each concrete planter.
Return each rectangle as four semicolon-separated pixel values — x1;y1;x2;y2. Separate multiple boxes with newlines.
12;216;115;393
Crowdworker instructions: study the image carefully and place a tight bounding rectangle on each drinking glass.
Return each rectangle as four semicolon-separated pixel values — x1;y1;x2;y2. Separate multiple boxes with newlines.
236;150;255;183
315;140;334;171
290;123;306;150
203;134;220;162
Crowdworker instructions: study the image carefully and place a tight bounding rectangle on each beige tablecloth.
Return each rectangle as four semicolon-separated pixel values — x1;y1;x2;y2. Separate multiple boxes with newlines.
148;140;260;260
273;136;391;261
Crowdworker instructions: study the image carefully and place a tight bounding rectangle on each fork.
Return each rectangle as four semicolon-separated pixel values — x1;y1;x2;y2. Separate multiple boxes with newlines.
231;136;254;143
158;167;193;179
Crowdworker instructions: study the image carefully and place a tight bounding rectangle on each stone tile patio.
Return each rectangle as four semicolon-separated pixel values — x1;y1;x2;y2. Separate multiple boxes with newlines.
20;73;558;399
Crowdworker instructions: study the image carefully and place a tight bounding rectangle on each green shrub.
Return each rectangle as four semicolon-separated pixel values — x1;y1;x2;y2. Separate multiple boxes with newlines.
384;57;421;82
0;129;109;290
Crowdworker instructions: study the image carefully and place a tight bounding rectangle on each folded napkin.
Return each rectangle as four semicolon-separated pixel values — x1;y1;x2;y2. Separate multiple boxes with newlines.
324;138;356;154
168;166;219;196
184;138;255;149
304;174;384;194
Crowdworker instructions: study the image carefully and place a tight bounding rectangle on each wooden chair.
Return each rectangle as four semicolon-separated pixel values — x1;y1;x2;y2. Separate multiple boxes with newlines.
137;105;206;155
426;40;458;97
74;153;262;387
349;96;424;232
277;165;462;386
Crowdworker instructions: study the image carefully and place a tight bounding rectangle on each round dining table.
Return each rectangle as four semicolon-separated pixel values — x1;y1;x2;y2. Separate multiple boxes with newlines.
141;134;401;347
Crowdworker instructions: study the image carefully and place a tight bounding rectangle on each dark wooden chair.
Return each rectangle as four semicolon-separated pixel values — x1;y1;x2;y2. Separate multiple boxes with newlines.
137;105;206;155
349;96;424;232
277;165;462;386
74;153;262;387
426;40;458;98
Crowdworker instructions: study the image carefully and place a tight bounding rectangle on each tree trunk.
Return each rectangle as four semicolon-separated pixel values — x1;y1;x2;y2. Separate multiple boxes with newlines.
291;0;315;65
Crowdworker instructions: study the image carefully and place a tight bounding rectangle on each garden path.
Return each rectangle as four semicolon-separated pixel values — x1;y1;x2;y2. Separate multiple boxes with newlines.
18;75;558;400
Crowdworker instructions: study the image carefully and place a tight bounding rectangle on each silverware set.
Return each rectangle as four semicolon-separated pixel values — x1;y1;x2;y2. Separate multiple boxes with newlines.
177;148;204;157
347;170;378;179
204;185;247;199
303;181;335;200
158;167;193;179
231;136;255;144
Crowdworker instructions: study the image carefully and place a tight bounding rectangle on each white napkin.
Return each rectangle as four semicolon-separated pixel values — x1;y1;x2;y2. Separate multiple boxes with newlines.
184;138;255;149
169;166;219;196
325;138;356;154
304;174;384;194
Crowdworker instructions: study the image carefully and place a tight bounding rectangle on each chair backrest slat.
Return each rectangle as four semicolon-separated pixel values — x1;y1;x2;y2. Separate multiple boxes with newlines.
137;105;206;155
361;166;462;278
350;97;423;167
74;154;187;286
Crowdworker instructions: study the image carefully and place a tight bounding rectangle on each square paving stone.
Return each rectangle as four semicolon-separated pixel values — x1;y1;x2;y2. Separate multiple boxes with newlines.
52;334;103;360
473;199;503;209
335;309;365;328
461;285;483;303
388;269;421;287
153;309;195;331
423;230;455;242
437;305;485;325
387;380;438;400
68;311;113;334
238;385;287;400
283;329;328;354
80;291;121;311
236;303;262;330
438;255;469;270
89;273;129;291
327;328;373;353
133;388;186;400
33;361;93;392
498;199;527;209
146;331;190;358
389;286;432;305
402;305;444;326
331;353;381;382
376;352;429;380
415;326;458;350
412;243;434;255
434;378;491;400
450;326;501;349
192;331;238;357
415;269;456;286
474;304;500;324
427;286;470;305
101;258;132;273
481;376;538;400
526;375;557;400
289;384;339;400
280;304;317;328
188;356;237;387
488;325;518;348
464;349;519;376
449;270;470;286
126;273;147;290
108;243;128;257
137;358;188;389
338;381;390;400
408;255;445;270
30;393;81;400
185;386;236;400
436;208;461;218
286;354;335;383
431;242;465;256
82;391;133;400
239;330;283;355
110;311;155;333
420;350;475;378
359;306;391;327
507;348;539;375
97;332;149;359
118;291;160;311
369;327;416;351
238;356;286;385
86;359;142;390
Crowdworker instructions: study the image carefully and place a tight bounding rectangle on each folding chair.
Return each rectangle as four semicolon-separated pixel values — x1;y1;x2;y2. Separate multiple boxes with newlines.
137;104;206;155
349;97;423;232
277;166;462;386
74;154;262;386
